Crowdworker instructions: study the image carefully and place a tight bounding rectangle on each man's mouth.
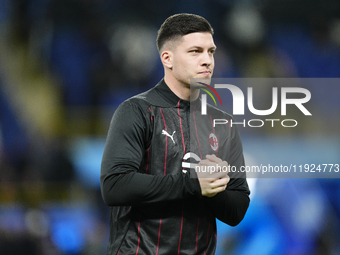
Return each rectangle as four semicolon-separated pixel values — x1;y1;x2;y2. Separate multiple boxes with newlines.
198;71;211;76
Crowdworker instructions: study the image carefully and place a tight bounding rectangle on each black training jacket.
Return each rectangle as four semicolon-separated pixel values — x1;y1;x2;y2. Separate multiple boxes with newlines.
101;79;250;255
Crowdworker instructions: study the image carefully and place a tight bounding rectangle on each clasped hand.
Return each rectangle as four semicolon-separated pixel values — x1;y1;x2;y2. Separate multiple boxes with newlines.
196;154;230;197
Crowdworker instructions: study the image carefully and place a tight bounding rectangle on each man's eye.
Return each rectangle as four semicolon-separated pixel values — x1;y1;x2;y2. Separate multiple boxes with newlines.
191;50;199;53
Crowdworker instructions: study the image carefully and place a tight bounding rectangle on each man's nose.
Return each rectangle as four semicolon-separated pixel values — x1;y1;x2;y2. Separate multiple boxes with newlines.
201;51;213;66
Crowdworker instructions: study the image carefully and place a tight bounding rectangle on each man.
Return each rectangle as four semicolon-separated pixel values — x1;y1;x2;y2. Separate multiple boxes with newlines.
101;13;250;255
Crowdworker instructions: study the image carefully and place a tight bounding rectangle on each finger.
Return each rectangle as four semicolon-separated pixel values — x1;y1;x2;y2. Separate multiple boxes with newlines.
205;154;222;163
196;165;229;179
199;159;225;168
211;177;230;188
198;170;225;179
199;159;213;165
211;170;229;179
207;185;227;197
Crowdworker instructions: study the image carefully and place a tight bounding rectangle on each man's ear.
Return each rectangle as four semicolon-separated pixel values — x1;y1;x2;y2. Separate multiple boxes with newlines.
161;50;173;69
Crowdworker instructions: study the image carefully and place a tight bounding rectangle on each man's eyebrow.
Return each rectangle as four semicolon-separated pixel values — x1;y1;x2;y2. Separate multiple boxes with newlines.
188;46;202;49
187;45;217;50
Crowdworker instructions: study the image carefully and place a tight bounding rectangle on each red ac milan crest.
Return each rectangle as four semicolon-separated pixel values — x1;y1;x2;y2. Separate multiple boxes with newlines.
209;133;219;152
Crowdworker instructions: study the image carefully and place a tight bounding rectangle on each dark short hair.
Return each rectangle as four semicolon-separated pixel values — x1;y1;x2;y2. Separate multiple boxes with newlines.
156;13;214;52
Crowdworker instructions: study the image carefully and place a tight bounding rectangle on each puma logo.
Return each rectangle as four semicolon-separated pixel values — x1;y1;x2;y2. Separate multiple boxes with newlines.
162;130;176;144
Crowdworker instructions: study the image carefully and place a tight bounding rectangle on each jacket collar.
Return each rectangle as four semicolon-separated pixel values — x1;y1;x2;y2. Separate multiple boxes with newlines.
134;79;199;109
153;79;194;109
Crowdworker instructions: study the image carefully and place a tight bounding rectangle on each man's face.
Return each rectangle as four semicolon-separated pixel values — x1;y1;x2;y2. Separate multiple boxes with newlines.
169;32;216;88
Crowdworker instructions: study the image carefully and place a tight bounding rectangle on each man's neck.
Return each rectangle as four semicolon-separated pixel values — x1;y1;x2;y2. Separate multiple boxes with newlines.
164;76;199;101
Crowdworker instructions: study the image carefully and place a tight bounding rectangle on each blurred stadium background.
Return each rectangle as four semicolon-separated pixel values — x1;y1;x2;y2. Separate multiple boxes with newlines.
0;0;340;254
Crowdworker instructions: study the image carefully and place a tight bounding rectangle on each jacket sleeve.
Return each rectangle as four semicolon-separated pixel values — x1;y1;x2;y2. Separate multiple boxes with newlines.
206;119;250;226
100;100;201;206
